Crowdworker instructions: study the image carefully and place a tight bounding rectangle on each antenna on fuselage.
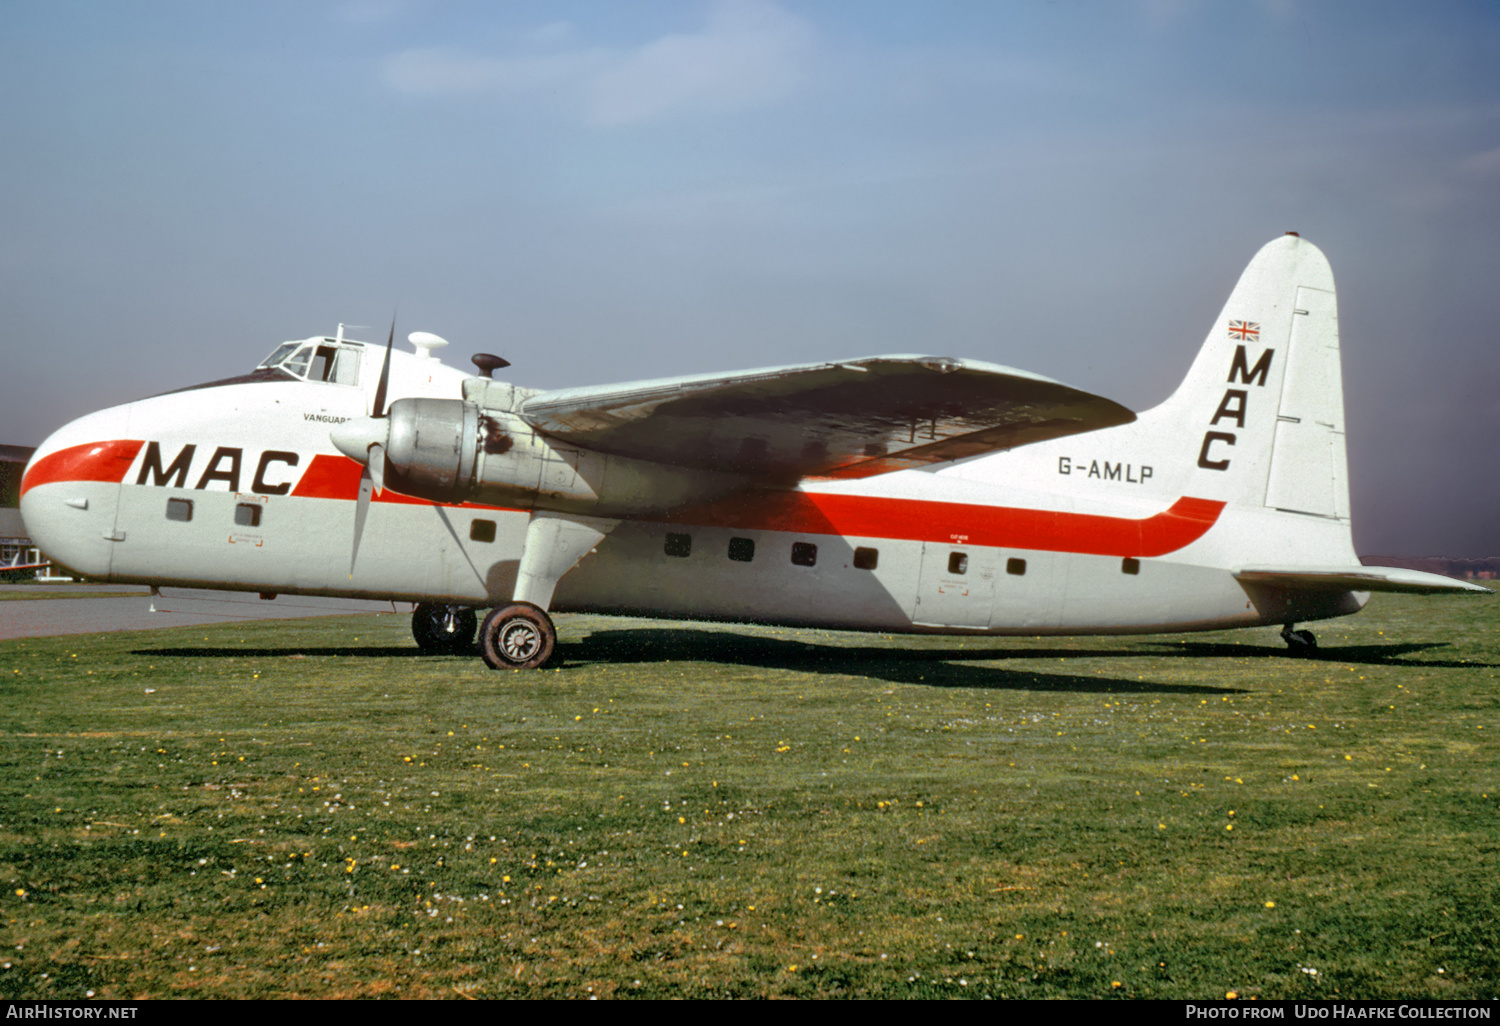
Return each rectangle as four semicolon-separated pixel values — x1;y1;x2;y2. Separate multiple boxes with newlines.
408;331;449;361
335;324;370;346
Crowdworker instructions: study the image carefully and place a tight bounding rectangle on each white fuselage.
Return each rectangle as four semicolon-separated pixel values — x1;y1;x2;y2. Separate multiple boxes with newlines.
18;341;1362;637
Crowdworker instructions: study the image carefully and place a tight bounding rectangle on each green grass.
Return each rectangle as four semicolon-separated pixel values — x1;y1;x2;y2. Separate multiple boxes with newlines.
0;594;1497;999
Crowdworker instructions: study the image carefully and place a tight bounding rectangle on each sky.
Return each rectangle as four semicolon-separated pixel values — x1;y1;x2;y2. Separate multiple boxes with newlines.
3;0;1497;555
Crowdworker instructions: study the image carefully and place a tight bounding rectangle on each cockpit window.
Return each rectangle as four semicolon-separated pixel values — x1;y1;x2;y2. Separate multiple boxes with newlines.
259;343;300;369
257;340;360;385
310;345;360;385
282;346;313;378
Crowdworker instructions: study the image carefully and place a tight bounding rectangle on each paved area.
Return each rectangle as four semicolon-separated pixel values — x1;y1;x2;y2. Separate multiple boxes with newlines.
0;584;409;640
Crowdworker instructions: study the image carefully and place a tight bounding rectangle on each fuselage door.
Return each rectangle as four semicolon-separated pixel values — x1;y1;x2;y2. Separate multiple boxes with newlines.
912;543;996;628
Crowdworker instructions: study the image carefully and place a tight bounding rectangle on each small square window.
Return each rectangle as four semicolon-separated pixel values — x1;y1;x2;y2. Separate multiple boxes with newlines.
728;537;755;562
665;533;692;558
470;519;496;543
1006;557;1027;576
166;498;193;522
1122;557;1140;575
853;546;879;570
234;503;262;528
791;542;817;567
947;551;968;575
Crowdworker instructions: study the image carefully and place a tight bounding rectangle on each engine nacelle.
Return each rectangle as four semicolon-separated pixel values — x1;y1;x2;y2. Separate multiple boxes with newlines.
378;396;744;515
383;398;480;501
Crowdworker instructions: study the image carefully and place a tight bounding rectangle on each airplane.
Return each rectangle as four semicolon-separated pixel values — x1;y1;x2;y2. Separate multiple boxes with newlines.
18;235;1487;669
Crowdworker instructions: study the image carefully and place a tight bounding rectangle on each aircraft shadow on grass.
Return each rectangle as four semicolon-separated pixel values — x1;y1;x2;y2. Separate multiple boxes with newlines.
553;629;1406;694
1144;640;1485;669
556;629;1226;694
562;629;1491;692
132;633;1483;697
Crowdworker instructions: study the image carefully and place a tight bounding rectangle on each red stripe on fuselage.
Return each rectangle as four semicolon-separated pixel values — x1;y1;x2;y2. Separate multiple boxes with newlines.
290;453;519;510
657;492;1225;558
289;453;363;500
29;442;1225;558
20;440;144;497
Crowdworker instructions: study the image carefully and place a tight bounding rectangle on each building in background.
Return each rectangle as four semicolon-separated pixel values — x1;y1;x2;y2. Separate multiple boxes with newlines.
0;444;63;579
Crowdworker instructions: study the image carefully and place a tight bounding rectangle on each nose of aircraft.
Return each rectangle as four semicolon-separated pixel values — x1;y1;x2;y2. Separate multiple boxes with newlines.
18;404;139;580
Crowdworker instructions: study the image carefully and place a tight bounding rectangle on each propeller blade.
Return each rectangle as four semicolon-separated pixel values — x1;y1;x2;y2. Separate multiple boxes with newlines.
368;441;385;495
371;317;395;418
350;463;373;578
352;318;394;575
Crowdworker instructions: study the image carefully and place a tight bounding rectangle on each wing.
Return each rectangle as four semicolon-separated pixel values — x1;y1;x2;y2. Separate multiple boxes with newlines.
1235;566;1492;595
518;355;1135;481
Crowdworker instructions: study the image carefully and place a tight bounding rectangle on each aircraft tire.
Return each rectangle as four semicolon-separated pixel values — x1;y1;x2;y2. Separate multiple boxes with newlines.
1283;628;1318;653
412;603;477;653
479;602;556;670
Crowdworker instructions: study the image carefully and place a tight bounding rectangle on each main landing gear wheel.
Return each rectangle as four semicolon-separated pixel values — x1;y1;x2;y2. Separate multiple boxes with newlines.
412;603;477;654
479;602;557;670
1281;624;1318;654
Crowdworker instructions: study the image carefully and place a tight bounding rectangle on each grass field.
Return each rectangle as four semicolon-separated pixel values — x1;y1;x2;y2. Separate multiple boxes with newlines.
1;594;1497;999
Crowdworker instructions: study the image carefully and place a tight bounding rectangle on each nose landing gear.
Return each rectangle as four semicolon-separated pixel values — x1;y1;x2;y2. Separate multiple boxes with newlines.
1281;623;1318;653
412;603;478;654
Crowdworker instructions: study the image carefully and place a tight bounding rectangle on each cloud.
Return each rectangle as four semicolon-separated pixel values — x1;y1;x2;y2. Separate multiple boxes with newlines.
385;46;608;98
382;0;814;125
1457;144;1500;181
585;0;814;125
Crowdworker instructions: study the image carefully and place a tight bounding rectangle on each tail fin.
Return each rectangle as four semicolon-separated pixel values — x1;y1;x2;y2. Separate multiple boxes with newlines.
1135;235;1485;595
1135;233;1349;520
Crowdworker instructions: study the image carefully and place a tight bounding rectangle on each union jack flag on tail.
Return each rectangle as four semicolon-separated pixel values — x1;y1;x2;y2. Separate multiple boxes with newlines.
1228;320;1260;341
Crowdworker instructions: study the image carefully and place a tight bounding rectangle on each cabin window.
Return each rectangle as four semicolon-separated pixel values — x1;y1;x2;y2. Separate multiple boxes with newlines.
1007;557;1027;576
728;537;755;562
948;551;968;575
853;547;879;570
1122;557;1140;575
470;519;496;543
166;498;193;522
665;533;692;558
791;542;817;567
234;503;262;528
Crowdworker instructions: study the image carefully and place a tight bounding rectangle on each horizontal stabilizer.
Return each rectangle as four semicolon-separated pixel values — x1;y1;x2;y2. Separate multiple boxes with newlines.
1235;566;1491;595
